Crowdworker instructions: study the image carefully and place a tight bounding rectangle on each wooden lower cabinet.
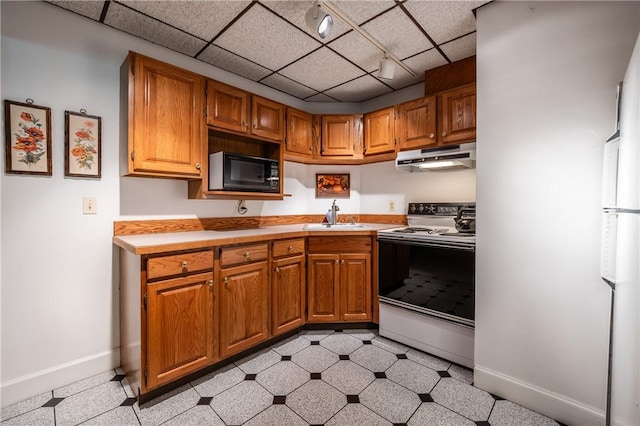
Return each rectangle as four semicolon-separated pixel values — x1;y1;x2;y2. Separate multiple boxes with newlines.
272;255;306;335
146;272;215;390
307;250;372;322
219;261;270;357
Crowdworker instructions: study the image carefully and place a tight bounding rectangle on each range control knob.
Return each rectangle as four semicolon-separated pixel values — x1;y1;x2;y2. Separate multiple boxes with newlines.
409;204;416;213
417;204;425;213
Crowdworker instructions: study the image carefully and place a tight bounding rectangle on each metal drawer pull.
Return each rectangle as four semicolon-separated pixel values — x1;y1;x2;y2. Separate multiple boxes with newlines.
341;260;345;264
288;246;294;251
244;252;251;258
182;261;188;268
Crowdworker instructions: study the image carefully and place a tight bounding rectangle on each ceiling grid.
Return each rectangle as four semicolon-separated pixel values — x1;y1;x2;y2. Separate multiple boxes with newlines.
45;0;487;102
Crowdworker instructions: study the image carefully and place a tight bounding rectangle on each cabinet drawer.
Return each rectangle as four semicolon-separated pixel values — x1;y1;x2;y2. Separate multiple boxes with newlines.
272;238;305;258
307;236;372;253
220;243;268;267
147;250;213;280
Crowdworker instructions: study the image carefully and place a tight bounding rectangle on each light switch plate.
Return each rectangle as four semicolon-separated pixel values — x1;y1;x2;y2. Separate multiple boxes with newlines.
83;197;97;214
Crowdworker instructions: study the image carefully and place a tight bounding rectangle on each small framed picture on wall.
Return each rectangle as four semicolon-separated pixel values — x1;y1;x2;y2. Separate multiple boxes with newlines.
4;99;52;176
316;173;350;198
65;110;102;178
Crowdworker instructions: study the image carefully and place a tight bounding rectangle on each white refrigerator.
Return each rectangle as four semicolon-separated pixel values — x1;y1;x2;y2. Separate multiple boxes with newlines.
601;35;640;426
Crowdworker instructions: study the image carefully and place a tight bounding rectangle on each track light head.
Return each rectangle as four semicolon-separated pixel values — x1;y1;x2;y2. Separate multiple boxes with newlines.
305;1;333;39
378;56;396;80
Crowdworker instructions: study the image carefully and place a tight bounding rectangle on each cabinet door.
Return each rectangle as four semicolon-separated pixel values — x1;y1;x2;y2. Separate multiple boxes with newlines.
285;107;314;159
251;96;285;141
146;272;214;390
307;254;341;322
364;107;395;155
206;80;249;134
129;53;204;178
272;255;305;335
439;84;476;145
396;96;437;151
340;254;372;321
320;115;357;157
219;261;269;357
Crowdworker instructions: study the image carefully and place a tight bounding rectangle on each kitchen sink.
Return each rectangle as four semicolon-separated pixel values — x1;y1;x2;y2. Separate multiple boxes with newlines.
303;223;371;230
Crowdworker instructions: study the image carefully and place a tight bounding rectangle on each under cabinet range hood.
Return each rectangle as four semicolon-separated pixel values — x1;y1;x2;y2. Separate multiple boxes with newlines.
396;143;476;172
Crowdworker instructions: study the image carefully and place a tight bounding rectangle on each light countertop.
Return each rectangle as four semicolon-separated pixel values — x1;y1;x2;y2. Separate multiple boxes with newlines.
113;223;399;255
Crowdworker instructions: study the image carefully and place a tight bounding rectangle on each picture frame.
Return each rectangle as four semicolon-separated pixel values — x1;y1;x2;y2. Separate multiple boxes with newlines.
65;110;101;178
316;173;350;198
4;99;52;175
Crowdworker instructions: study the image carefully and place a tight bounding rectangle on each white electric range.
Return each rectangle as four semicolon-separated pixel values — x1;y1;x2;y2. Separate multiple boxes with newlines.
377;203;476;368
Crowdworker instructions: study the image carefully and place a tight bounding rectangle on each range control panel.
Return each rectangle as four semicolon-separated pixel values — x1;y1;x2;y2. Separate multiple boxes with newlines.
407;203;475;216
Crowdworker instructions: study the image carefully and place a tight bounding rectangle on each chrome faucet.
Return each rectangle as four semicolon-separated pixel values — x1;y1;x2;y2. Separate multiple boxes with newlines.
330;199;340;225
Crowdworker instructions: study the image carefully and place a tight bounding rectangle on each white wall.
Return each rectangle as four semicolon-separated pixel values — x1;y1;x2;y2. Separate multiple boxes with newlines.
475;2;640;425
0;1;474;406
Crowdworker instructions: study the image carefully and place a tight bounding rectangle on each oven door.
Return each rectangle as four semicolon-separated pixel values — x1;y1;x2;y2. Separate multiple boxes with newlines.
377;237;475;327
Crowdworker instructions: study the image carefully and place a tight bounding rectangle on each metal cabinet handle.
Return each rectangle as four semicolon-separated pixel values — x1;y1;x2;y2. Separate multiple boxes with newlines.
335;259;339;264
275;267;281;273
209;279;213;287
224;277;229;286
195;163;201;170
244;251;251;258
288;246;294;252
242;121;248;127
442;132;447;137
429;133;435;139
341;260;345;264
182;261;188;268
253;124;258;129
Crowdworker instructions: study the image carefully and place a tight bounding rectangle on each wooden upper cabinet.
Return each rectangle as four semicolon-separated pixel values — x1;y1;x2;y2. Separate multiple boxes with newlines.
126;52;205;178
364;107;395;156
285;107;313;160
251;96;285;142
320;115;361;157
206;80;249;134
439;83;476;145
396;96;437;151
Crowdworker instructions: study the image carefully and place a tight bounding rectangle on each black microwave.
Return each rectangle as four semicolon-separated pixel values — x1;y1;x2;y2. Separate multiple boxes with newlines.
209;152;279;193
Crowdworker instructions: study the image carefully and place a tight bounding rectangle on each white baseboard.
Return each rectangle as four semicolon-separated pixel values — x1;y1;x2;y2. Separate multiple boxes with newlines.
474;365;604;425
1;348;120;408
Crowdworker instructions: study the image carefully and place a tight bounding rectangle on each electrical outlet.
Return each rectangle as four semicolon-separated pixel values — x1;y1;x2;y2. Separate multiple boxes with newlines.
83;197;97;214
388;200;395;212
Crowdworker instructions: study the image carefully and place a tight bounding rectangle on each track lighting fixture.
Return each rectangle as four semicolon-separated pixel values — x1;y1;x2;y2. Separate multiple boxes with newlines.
378;55;396;80
305;1;333;39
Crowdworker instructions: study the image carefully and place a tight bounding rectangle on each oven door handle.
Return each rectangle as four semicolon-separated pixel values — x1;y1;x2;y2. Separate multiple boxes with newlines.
377;237;475;252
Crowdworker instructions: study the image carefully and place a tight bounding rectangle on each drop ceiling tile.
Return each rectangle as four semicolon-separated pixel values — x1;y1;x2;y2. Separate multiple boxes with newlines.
324;75;392;102
279;47;364;92
199;45;272;81
215;3;321;70
104;2;206;56
361;7;432;61
120;0;252;41
384;48;448;90
45;1;105;20
261;74;318;99
440;33;476;63
328;32;381;73
305;93;338;102
403;1;486;45
329;1;397;25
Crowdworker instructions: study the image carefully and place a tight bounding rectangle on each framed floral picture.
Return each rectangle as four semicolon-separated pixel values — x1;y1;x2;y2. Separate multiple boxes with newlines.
316;173;350;198
4;99;52;175
65;110;101;178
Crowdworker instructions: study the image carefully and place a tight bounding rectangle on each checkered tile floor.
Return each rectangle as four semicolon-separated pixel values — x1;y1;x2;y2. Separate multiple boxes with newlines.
1;329;564;425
